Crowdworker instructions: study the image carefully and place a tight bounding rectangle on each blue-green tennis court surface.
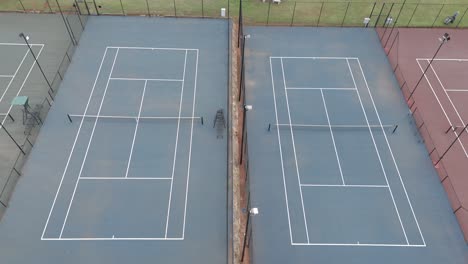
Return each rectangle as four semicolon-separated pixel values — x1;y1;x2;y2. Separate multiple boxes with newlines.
245;27;468;263
0;17;228;264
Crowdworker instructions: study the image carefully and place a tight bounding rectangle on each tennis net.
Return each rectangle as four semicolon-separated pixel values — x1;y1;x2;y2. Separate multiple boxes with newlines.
67;114;204;125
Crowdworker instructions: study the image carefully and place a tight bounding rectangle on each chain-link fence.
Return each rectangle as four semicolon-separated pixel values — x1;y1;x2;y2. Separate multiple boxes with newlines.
2;0;468;28
0;10;88;216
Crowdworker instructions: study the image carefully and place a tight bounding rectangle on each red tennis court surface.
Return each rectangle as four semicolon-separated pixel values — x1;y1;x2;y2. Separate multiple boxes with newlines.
377;27;468;242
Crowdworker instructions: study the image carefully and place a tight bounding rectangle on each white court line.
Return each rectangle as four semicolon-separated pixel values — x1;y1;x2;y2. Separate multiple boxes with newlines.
356;58;426;245
280;58;310;244
292;242;426;247
80;177;172;180
0;49;30;103
182;50;199;239
59;48;120;238
429;62;468;136
416;58;468;62
286;87;356;90
300;184;388;188
445;89;468;92
269;57;294;244
42;237;183;241
347;58;409;245
107;46;197;51
271;56;358;60
320;89;346;185
0;75;14;78
0;43;44;46
110;77;183;82
415;59;468;158
68;114;201;120
125;80;147;178
1;45;44;128
41;48;109;240
165;50;187;238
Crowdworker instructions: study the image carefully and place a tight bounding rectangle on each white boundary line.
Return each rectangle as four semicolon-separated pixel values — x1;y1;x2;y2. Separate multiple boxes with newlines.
107;46;197;51
165;50;187;238
59;48;120;238
347;58;409;245
110;77;183;82
300;184;388;188
292;242;425;247
80;177;172;180
0;49;30;103
42;237;183;241
41;47;110;240
0;42;44;46
1;45;44;127
0;75;14;78
320;89;345;185
125;80;147;178
271;56;358;60
355;58;426;246
445;89;468;92
269;57;294;244
181;50;199;239
280;58;310;244
286;87;356;90
415;59;468;158
416;58;468;62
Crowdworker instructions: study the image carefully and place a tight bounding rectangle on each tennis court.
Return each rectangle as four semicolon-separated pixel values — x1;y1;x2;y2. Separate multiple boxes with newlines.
245;27;468;263
0;16;228;264
0;13;76;215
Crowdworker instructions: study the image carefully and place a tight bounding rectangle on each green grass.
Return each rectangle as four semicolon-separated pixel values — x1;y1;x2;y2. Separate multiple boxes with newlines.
1;0;467;27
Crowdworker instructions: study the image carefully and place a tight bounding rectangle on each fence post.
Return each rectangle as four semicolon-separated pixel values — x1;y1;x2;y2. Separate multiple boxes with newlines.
341;2;350;27
384;0;405;47
202;0;204;18
374;3;385;28
380;3;394;41
145;0;150;16
173;0;177;17
431;4;445;27
18;0;25;12
368;2;377;24
119;0;125;15
92;0;100;15
407;3;419;27
45;0;53;13
266;1;272;25
290;2;297;26
55;0;76;46
317;2;324;26
457;7;468;28
1;125;26;155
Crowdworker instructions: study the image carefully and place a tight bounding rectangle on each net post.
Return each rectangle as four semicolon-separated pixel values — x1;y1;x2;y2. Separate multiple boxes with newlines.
67;114;73;123
392;125;398;134
268;123;271;132
201;116;204;125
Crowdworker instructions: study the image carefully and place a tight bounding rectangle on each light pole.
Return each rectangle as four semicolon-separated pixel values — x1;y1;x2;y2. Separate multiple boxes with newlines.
241;207;259;262
239;34;250;102
240;104;252;164
19;33;54;97
408;33;450;102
